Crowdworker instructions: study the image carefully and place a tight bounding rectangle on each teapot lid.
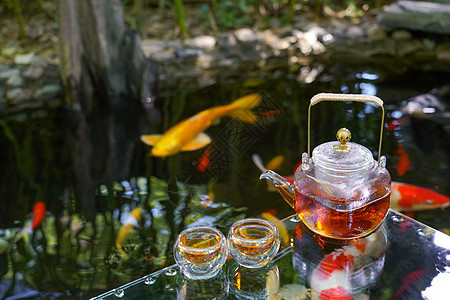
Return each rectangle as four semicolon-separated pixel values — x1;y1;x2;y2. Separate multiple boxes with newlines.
312;128;374;173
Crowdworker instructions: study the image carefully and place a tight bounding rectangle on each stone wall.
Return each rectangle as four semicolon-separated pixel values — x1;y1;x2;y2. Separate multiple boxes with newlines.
1;16;450;117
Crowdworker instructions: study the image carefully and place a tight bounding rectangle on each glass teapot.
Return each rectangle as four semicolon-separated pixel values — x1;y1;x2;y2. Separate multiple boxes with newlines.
260;93;391;239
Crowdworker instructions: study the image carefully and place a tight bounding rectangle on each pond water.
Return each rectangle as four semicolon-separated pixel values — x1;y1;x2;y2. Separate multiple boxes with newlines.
0;63;449;298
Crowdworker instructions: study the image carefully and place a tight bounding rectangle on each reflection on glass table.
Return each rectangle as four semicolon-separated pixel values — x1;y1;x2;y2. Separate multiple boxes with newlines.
91;209;450;300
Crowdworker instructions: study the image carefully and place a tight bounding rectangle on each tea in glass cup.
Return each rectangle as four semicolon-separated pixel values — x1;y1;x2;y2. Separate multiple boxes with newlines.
174;226;228;280
228;218;280;268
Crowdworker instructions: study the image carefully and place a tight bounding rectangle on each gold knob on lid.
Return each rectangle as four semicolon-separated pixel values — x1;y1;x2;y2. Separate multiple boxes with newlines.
334;128;352;152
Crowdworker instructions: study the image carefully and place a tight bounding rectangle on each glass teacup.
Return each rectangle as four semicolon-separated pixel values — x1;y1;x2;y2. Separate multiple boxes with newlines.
227;218;280;268
174;226;228;280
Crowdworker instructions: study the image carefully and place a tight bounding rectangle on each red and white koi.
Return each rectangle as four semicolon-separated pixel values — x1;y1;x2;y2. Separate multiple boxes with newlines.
390;182;450;212
309;232;385;300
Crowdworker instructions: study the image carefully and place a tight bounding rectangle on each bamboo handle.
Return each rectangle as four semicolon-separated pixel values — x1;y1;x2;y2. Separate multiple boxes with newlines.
310;93;383;107
307;93;385;166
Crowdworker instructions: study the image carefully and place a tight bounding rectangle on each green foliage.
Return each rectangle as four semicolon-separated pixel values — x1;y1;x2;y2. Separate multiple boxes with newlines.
7;0;25;40
200;0;253;29
173;0;187;35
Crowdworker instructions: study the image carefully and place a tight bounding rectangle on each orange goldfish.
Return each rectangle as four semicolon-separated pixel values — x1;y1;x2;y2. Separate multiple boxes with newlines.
141;94;261;157
23;201;46;234
390;182;450;212
115;207;142;250
395;145;411;176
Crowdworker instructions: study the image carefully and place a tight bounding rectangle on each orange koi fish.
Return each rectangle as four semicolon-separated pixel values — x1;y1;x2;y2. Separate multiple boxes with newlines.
266;155;284;171
386;117;406;131
196;145;212;173
395;145;411;176
23;202;46;233
390;182;450;212
259;109;284;118
141;94;261;157
252;153;294;191
392;269;427;299
115;207;142;250
261;210;289;247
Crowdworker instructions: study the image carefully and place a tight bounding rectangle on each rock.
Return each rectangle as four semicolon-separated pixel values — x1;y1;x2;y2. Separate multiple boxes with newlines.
23;65;45;79
396;40;428;57
346;25;365;38
6;72;23;87
0;86;5;101
217;33;237;48
391;29;412;40
285;29;303;40
0;68;20;80
30;55;48;67
165;40;184;50
0;63;8;71
378;0;450;34
306;24;330;41
196;54;213;69
34;84;61;98
423;38;436;50
218;58;240;69
151;50;175;62
273;38;291;50
6;88;33;101
303;30;318;44
436;44;450;62
321;33;335;45
235;28;258;43
142;40;176;62
141;40;166;57
366;26;388;41
175;48;204;59
185;35;216;51
1;45;20;58
14;53;35;65
258;30;279;45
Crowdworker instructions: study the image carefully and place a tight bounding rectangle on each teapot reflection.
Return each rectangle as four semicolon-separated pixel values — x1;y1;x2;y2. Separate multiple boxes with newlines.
292;222;387;299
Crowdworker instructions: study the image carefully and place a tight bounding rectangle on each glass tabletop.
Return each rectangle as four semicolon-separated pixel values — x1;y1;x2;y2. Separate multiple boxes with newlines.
91;209;450;300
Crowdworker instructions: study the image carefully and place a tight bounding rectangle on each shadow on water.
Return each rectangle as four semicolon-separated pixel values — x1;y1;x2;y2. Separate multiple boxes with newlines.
0;64;449;297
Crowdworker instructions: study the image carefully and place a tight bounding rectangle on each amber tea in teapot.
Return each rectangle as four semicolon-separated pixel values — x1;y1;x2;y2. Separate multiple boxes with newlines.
261;93;391;239
294;184;390;239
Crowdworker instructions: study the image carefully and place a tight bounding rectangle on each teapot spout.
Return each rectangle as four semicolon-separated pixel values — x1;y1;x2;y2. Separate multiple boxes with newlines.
260;170;296;209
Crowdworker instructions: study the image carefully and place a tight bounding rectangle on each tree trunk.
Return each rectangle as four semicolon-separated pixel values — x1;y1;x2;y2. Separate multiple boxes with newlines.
58;0;158;220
